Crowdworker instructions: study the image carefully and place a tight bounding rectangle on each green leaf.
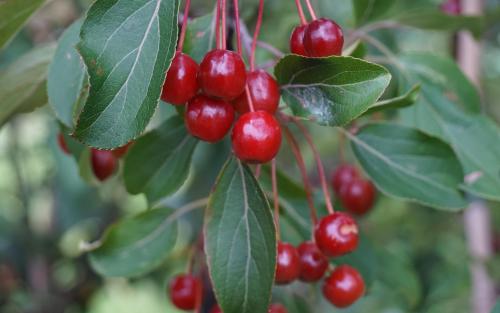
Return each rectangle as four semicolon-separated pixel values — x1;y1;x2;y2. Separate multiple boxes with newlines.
48;19;87;128
0;44;55;126
89;207;178;277
348;123;467;210
205;157;276;313
183;12;215;63
352;0;395;25
74;0;180;148
123;116;198;204
275;55;391;127
363;84;420;115
398;53;480;113
0;0;45;50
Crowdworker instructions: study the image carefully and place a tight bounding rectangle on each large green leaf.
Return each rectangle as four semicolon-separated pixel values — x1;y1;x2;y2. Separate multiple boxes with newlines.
0;0;45;50
48;20;87;128
123;116;198;204
74;0;180;148
89;207;178;277
363;84;420;116
183;13;215;63
275;55;391;126
0;44;55;126
352;0;395;25
348;123;467;210
205;157;276;313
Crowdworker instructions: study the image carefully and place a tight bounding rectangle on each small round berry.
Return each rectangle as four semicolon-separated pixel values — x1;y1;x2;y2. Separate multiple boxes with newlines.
275;242;301;284
314;212;359;257
341;179;376;215
185;95;235;142
290;24;308;56
209;304;222;313
199;49;247;100
169;274;203;311
90;149;117;181
57;133;70;154
112;141;134;158
297;241;328;282
231;111;282;164
233;70;280;115
323;265;365;308
331;164;360;196
304;18;344;57
161;53;199;105
440;0;461;15
268;303;288;313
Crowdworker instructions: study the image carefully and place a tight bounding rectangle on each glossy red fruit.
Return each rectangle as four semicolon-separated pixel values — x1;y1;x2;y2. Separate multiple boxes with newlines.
169;274;203;311
304;18;344;57
231;111;282;163
57;133;70;154
440;0;461;15
233;70;280;114
185;95;235;142
341;179;376;215
268;303;288;313
90;149;117;181
297;241;328;282
112;141;134;158
209;304;222;313
331;164;360;196
290;24;308;56
199;49;247;100
323;265;365;308
314;212;359;257
275;242;301;285
161;53;199;105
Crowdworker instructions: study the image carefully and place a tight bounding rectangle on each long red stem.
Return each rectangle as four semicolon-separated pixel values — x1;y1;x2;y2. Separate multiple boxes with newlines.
245;85;256;112
215;0;221;49
177;0;192;52
222;0;227;49
233;0;243;55
294;0;308;25
271;159;281;240
293;119;334;214
304;0;317;20
282;124;318;225
250;0;265;71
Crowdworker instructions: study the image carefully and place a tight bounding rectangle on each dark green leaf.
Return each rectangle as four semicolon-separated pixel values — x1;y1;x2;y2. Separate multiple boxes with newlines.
349;123;467;210
48;20;87;128
74;0;180;148
0;0;45;50
352;0;395;25
89;207;178;277
275;55;391;126
0;44;55;125
205;157;276;313
363;84;420;115
123;116;198;204
184;12;215;63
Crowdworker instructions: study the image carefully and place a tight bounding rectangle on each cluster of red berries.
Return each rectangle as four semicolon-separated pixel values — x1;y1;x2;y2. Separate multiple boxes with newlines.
57;133;132;182
332;164;377;216
161;49;282;164
168;274;287;313
290;18;344;57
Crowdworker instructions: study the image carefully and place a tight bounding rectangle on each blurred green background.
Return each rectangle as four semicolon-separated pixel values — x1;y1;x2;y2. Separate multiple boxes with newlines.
1;0;500;312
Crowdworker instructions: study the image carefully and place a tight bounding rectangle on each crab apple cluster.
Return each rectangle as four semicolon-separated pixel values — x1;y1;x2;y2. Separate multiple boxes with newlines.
161;48;282;164
332;164;377;215
290;18;344;57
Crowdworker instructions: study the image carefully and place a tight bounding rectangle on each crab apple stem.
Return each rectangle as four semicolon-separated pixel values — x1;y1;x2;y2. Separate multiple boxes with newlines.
233;0;243;55
281;123;318;225
255;164;262;179
216;0;222;49
271;159;281;240
304;0;317;20
245;85;256;112
294;0;308;25
250;0;265;71
222;0;227;49
293;119;334;214
177;0;192;52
